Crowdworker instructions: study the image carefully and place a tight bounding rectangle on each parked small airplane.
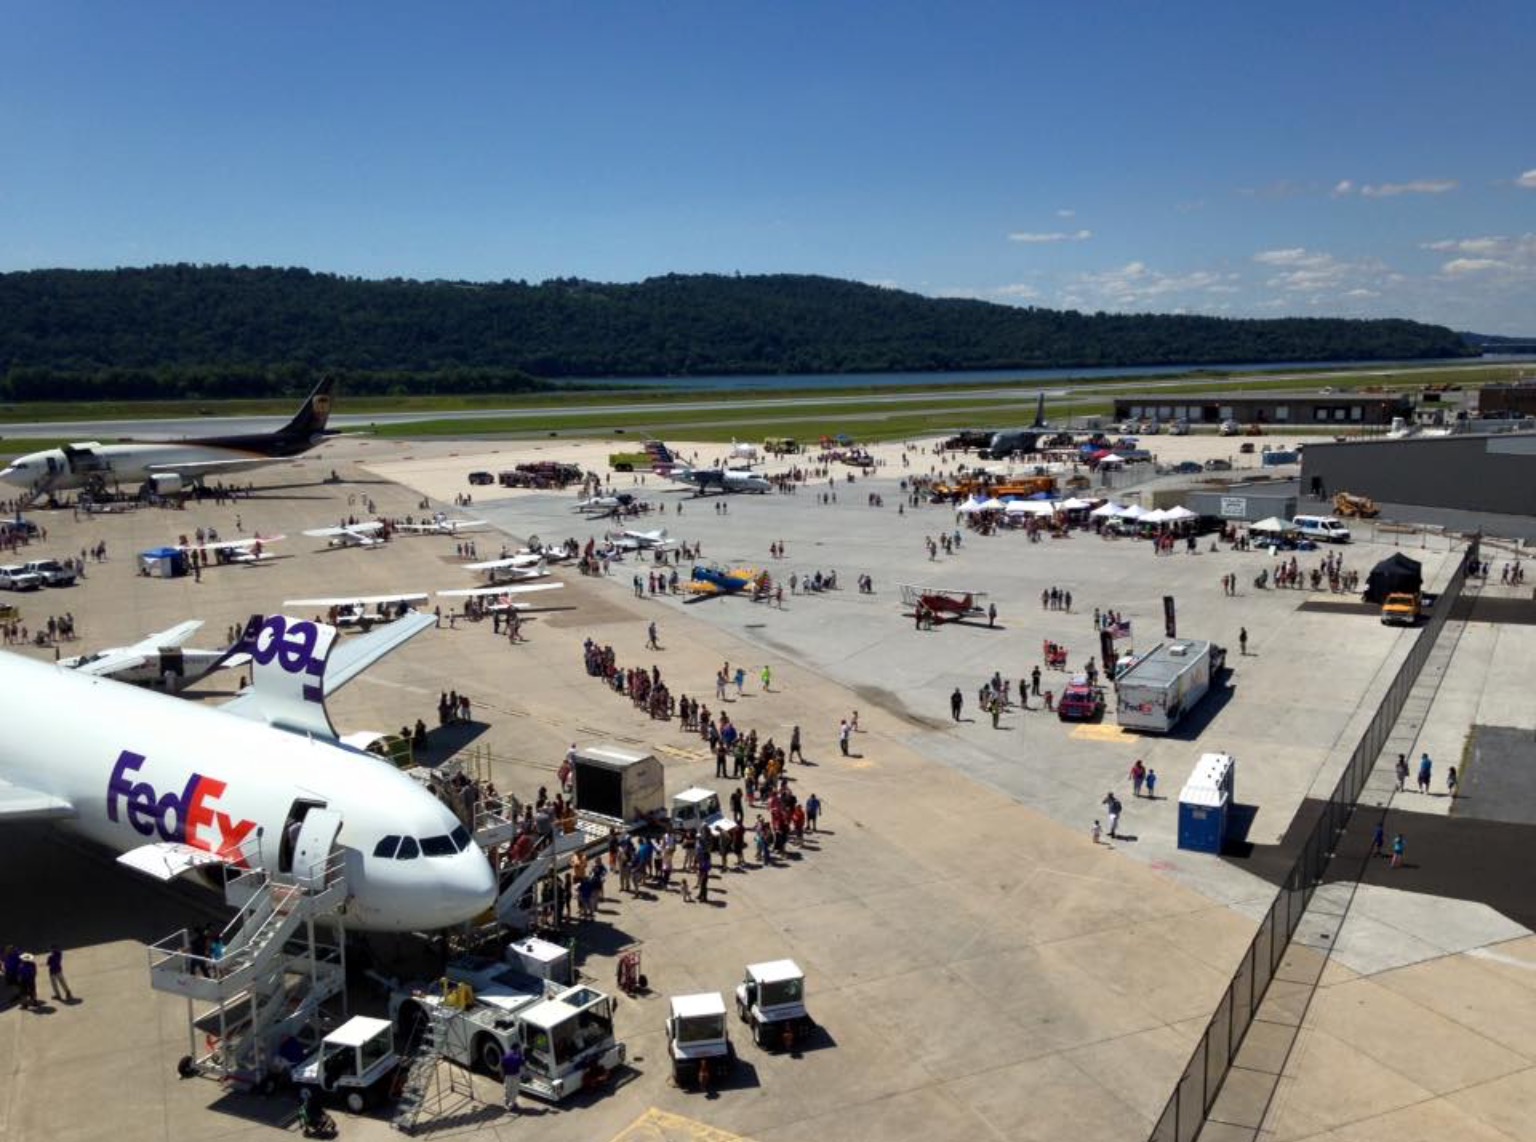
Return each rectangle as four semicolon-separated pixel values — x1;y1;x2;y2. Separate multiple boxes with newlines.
687;563;764;599
0;612;497;931
395;516;488;536
574;493;637;516
177;533;285;565
58;620;249;690
607;528;677;551
648;442;770;494
303;520;385;548
462;554;549;584
283;592;429;631
0;377;337;500
899;584;989;623
435;582;565;611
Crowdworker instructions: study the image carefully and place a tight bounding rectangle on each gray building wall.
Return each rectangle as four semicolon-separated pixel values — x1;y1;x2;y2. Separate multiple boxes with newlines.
1301;433;1536;517
1186;489;1298;523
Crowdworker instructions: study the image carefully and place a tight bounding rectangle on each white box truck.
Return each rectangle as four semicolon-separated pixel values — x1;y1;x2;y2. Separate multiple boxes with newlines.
1114;640;1225;734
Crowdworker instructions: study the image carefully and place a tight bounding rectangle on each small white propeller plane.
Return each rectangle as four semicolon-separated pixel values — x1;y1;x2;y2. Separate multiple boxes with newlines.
283;592;430;632
573;493;637;517
303;520;385;548
177;533;286;565
395;515;489;536
435;582;565;611
58;620;250;690
607;528;676;551
463;554;549;584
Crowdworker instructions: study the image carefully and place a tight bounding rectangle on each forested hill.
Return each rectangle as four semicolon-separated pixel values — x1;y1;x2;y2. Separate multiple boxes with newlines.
0;266;1473;400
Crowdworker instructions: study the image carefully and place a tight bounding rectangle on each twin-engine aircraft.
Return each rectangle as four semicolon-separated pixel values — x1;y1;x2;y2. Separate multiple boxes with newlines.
0;612;496;932
0;378;336;498
648;442;772;495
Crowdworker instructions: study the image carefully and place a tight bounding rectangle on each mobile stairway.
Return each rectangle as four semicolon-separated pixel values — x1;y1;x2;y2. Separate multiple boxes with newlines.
147;846;350;1090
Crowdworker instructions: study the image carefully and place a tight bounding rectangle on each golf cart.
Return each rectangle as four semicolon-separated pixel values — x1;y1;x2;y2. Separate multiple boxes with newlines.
735;960;814;1051
290;1016;401;1113
665;992;734;1089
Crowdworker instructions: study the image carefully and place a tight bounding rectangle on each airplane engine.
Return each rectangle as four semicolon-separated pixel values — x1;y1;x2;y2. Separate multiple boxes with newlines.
148;473;186;495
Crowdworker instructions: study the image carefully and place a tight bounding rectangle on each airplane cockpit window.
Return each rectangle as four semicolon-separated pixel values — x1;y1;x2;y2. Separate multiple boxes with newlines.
373;835;402;859
451;825;471;852
396;836;420;860
420;834;457;857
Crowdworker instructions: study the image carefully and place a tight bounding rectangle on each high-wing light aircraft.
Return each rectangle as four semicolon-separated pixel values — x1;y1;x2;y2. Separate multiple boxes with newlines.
462;554;548;584
177;533;285;565
283;592;429;631
435;582;565;611
605;528;678;551
58;620;249;689
0;613;497;931
395;516;488;536
303;521;385;548
0;378;337;499
574;493;637;517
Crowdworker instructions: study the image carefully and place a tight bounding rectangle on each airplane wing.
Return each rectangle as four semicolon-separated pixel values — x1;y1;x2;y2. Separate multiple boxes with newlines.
435;582;564;599
0;776;76;821
64;620;205;679
464;555;541;572
303;522;383;543
186;535;286;552
283;593;429;608
323;611;436;695
148;457;280;475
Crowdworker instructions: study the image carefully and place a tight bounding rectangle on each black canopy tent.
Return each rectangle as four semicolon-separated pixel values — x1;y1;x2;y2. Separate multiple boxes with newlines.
1363;552;1423;603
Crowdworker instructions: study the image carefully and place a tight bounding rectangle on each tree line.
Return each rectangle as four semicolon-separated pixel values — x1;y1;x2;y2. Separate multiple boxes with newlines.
0;265;1474;400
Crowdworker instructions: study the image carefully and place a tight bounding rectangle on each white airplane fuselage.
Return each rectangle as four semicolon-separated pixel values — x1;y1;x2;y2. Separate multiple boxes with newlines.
0;653;496;931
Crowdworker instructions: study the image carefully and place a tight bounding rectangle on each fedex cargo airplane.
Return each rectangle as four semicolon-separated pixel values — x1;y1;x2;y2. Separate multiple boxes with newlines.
0;377;336;497
0;612;497;932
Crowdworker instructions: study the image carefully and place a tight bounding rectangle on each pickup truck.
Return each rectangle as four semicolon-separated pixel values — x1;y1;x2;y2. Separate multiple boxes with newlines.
0;565;43;591
23;559;76;587
1380;593;1423;626
1058;679;1106;722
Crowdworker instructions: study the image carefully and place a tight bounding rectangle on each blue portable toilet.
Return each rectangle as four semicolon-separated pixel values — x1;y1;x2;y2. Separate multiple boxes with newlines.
1177;752;1235;853
138;546;188;579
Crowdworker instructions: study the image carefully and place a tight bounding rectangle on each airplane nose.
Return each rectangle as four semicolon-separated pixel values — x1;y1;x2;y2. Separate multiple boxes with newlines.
437;848;497;924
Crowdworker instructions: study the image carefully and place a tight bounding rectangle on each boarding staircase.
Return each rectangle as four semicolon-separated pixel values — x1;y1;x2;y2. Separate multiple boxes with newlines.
389;1005;457;1134
148;854;349;1087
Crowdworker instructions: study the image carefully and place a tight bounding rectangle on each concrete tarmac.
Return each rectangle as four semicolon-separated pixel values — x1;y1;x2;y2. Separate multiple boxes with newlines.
0;431;1517;1142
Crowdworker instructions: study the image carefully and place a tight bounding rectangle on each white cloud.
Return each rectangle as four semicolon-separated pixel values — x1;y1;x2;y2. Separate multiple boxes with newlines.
1344;288;1380;298
1331;179;1355;197
1254;248;1333;268
1008;228;1092;244
1055;209;1076;218
1517;169;1536;189
1442;258;1508;275
992;283;1042;300
1359;179;1457;197
1422;236;1506;254
1064;260;1229;309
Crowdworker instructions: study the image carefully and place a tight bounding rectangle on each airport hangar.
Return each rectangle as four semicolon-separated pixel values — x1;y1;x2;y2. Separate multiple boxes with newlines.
1300;430;1536;539
1112;391;1411;427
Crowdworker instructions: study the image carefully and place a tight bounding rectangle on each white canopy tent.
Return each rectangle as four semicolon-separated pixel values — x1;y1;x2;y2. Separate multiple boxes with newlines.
1060;497;1098;511
1250;516;1298;535
1004;500;1057;517
1090;502;1129;518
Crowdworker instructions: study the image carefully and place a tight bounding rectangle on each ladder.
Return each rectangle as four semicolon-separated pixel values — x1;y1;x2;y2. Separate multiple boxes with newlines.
391;1006;465;1134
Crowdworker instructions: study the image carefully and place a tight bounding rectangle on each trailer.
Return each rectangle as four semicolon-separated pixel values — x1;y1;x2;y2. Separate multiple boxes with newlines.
1113;640;1225;734
569;743;666;827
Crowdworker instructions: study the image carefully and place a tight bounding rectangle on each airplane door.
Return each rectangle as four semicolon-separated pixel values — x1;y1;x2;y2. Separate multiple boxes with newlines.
278;797;327;874
291;807;344;889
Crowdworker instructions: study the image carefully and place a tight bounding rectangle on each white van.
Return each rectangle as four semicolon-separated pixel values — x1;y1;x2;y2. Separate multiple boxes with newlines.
1292;515;1352;543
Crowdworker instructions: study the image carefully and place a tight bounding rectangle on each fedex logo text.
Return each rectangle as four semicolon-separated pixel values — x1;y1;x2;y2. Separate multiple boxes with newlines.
106;750;256;863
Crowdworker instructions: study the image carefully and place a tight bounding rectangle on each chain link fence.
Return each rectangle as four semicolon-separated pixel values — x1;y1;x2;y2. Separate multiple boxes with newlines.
1148;537;1479;1142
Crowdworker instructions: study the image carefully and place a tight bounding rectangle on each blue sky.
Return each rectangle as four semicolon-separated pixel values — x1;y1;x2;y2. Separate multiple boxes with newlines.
2;1;1533;332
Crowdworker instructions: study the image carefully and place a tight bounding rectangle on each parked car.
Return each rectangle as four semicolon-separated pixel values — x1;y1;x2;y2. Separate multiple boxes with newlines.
1204;459;1233;471
22;559;76;587
0;565;43;591
1173;461;1204;474
468;471;495;486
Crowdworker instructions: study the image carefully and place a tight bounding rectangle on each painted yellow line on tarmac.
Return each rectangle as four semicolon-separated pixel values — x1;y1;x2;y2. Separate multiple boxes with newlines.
1071;723;1132;743
609;1107;759;1142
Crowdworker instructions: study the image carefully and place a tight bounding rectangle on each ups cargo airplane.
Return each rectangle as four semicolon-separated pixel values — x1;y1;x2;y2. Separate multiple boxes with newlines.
0;377;336;496
0;611;497;932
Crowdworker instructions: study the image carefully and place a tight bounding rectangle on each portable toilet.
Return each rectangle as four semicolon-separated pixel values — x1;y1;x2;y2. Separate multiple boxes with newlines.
1177;752;1235;854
